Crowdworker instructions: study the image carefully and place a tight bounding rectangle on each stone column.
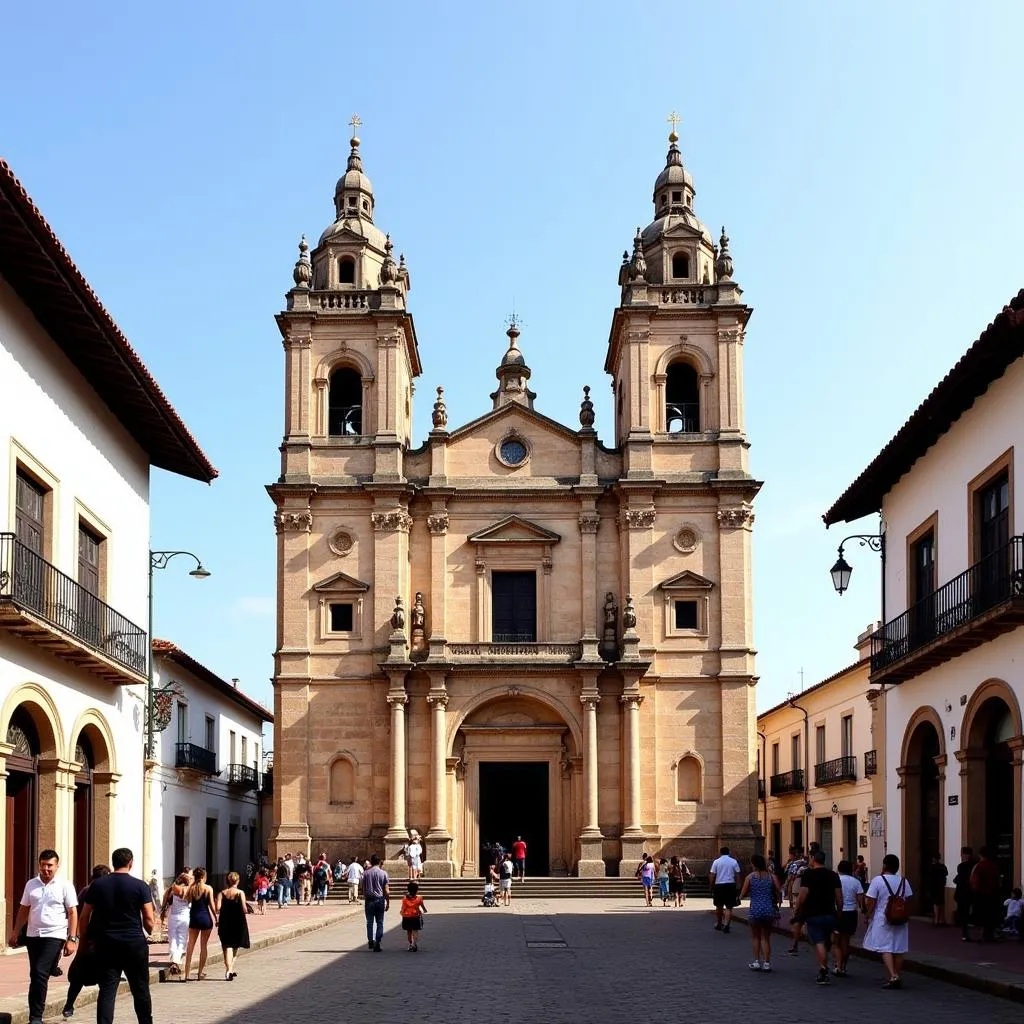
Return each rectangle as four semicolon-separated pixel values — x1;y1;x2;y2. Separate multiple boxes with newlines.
622;694;643;834
426;510;449;660
578;510;601;661
577;693;604;876
425;680;454;876
384;690;409;870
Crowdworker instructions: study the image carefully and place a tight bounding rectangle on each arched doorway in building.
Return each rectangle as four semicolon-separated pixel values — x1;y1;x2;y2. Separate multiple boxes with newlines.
451;688;582;878
5;708;41;934
900;708;944;913
962;682;1021;889
68;715;115;891
72;735;94;892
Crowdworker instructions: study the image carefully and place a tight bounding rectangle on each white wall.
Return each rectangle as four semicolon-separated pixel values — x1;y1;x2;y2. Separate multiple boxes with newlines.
882;355;1024;619
149;654;267;886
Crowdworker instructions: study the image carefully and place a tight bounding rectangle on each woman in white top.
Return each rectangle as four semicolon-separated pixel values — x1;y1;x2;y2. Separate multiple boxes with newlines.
832;860;864;976
405;831;423;880
160;871;192;975
863;853;913;989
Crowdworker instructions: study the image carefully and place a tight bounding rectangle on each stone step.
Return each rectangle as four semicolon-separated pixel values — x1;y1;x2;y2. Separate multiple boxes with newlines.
325;876;711;901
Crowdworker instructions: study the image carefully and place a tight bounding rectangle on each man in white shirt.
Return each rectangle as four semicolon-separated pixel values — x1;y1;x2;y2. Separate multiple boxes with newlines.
709;845;742;933
8;849;79;1024
346;858;364;903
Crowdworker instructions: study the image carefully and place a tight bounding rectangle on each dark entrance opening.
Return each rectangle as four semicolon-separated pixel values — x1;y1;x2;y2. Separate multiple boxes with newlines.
5;708;39;936
479;762;548;875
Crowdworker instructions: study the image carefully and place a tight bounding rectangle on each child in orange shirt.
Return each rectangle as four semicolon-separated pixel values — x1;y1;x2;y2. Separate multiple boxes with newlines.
400;881;428;951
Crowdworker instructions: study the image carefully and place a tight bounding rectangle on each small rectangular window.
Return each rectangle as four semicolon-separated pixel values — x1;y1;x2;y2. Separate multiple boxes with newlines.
672;190;682;201
816;724;826;764
205;715;215;752
241;736;248;764
771;742;780;775
791;734;801;771
177;701;188;744
841;715;853;758
330;603;354;632
674;600;698;630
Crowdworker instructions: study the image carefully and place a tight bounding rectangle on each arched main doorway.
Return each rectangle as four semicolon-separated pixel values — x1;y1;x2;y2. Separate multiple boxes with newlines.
901;709;944;913
451;690;581;878
5;708;41;934
962;686;1021;888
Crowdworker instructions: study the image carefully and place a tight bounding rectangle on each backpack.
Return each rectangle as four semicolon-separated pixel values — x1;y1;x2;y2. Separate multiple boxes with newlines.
882;876;910;925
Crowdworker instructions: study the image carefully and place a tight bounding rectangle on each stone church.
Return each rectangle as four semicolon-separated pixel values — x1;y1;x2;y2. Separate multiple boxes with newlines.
268;125;761;876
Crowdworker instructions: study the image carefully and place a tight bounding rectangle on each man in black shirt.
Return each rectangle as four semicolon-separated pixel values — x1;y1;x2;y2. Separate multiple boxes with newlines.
77;847;155;1024
794;849;842;986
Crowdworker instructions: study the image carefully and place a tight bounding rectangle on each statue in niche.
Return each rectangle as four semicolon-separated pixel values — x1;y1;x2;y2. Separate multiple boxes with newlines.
603;592;618;633
410;592;426;652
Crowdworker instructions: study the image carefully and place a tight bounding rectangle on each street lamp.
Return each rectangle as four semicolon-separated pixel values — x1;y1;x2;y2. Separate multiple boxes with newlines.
829;534;883;596
147;550;211;758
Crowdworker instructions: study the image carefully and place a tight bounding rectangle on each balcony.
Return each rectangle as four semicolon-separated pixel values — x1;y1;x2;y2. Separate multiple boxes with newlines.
175;742;217;776
0;533;147;683
871;536;1024;685
769;769;805;796
814;755;858;787
864;750;878;777
227;764;259;791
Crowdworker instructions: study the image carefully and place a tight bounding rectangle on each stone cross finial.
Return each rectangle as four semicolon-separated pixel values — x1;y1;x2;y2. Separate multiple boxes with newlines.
667;111;681;142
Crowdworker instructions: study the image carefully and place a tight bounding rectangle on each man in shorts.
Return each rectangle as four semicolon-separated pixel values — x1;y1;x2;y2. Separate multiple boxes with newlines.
785;846;808;954
709;846;741;933
512;837;527;882
499;853;515;906
793;849;842;985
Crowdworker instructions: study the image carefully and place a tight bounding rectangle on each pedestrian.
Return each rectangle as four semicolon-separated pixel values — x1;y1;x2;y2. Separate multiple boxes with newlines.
709;846;741;932
346;858;364;903
405;830;423;880
313;857;331;905
832;859;863;976
512;836;527;882
784;846;808;955
362;854;390;952
8;848;79;1024
668;856;685;908
252;867;269;915
333;858;345;884
400;881;428;951
283;852;296;903
635;853;654;907
499;852;515;906
62;864;110;1018
738;854;781;972
927;853;948;926
970;846;1001;942
159;870;192;975
792;849;842;986
77;847;155;1024
274;858;290;908
854;855;869;891
216;872;250;980
863;852;913;989
657;858;671;906
953;846;975;941
295;857;313;905
183;867;217;980
1002;887;1023;937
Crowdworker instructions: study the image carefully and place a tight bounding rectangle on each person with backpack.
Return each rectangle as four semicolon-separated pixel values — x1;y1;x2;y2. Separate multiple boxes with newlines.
863;853;913;989
313;858;331;905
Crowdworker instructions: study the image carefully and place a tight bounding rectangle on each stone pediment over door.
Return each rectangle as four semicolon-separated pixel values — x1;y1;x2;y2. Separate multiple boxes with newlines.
467;515;562;546
658;570;713;591
312;571;371;594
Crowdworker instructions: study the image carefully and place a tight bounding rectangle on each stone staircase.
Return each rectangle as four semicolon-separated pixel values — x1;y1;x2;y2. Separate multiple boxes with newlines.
327;875;711;901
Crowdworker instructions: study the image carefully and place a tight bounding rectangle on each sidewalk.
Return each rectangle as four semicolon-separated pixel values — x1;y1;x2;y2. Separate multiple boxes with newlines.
0;900;363;1024
728;905;1024;1003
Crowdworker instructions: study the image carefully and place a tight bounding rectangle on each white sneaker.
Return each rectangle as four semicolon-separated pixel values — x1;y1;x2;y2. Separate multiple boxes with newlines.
748;960;762;971
761;962;772;973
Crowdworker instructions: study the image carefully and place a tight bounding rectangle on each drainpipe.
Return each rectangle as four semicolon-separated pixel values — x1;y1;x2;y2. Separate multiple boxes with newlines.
788;697;810;851
757;730;768;851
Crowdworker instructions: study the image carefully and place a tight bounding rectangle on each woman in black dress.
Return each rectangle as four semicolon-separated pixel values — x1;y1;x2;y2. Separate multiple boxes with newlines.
184;867;217;980
216;872;251;980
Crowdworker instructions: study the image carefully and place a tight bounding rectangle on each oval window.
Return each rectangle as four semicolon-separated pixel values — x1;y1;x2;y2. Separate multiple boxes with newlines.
499;439;528;466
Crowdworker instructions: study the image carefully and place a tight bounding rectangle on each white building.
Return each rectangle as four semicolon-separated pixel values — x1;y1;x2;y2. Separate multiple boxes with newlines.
148;641;271;887
0;159;216;940
825;290;1024;909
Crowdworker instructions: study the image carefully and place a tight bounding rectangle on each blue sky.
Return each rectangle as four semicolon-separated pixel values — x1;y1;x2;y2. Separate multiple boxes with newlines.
4;2;1024;737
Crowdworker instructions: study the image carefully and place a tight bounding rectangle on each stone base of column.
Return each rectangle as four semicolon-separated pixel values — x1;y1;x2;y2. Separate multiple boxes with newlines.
423;833;454;877
269;823;312;860
577;833;605;877
618;833;647;876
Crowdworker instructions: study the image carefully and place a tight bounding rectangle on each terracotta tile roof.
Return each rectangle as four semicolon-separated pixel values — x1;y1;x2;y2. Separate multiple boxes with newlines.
0;159;217;483
823;290;1024;525
152;639;272;723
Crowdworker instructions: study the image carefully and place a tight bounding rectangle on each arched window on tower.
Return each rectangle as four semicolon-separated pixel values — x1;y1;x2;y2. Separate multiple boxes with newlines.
328;368;362;436
671;252;690;279
666;362;700;433
338;257;356;285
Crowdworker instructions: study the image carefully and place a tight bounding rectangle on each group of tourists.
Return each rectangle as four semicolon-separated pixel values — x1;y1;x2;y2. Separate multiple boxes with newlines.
634;853;692;908
250;851;334;908
948;845;1023;941
10;846;156;1024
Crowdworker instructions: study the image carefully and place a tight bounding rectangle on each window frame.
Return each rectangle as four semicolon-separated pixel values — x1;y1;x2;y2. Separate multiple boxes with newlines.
664;360;701;434
329;601;355;633
841;714;854;759
204;715;216;754
967;447;1014;564
905;510;939;609
670;250;691;280
338;254;356;285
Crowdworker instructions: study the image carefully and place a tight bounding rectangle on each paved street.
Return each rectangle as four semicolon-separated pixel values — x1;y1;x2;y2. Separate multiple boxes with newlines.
99;898;1020;1024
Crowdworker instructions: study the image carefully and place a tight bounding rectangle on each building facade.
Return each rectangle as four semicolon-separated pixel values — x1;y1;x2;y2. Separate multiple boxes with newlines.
148;641;272;888
758;628;883;872
0;160;215;939
269;129;761;876
826;291;1024;910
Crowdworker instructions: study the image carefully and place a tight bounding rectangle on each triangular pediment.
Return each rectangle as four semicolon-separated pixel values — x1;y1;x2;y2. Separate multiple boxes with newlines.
447;402;582;445
468;514;562;545
659;570;714;591
312;571;371;593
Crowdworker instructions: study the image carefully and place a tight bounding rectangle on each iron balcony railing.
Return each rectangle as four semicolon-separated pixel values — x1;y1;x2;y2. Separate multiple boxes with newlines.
872;536;1024;673
815;755;858;786
175;742;217;775
864;750;878;776
0;532;147;676
769;769;805;796
227;764;259;790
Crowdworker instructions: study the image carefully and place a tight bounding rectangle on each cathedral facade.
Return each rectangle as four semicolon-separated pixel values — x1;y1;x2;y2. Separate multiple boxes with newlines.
268;127;761;876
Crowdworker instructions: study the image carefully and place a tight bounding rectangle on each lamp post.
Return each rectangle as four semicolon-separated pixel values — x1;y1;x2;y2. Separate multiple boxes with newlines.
829;534;884;596
147;550;211;759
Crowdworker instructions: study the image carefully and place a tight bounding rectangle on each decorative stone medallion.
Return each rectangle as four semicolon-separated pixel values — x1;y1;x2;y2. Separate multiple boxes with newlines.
328;528;355;557
673;525;701;554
